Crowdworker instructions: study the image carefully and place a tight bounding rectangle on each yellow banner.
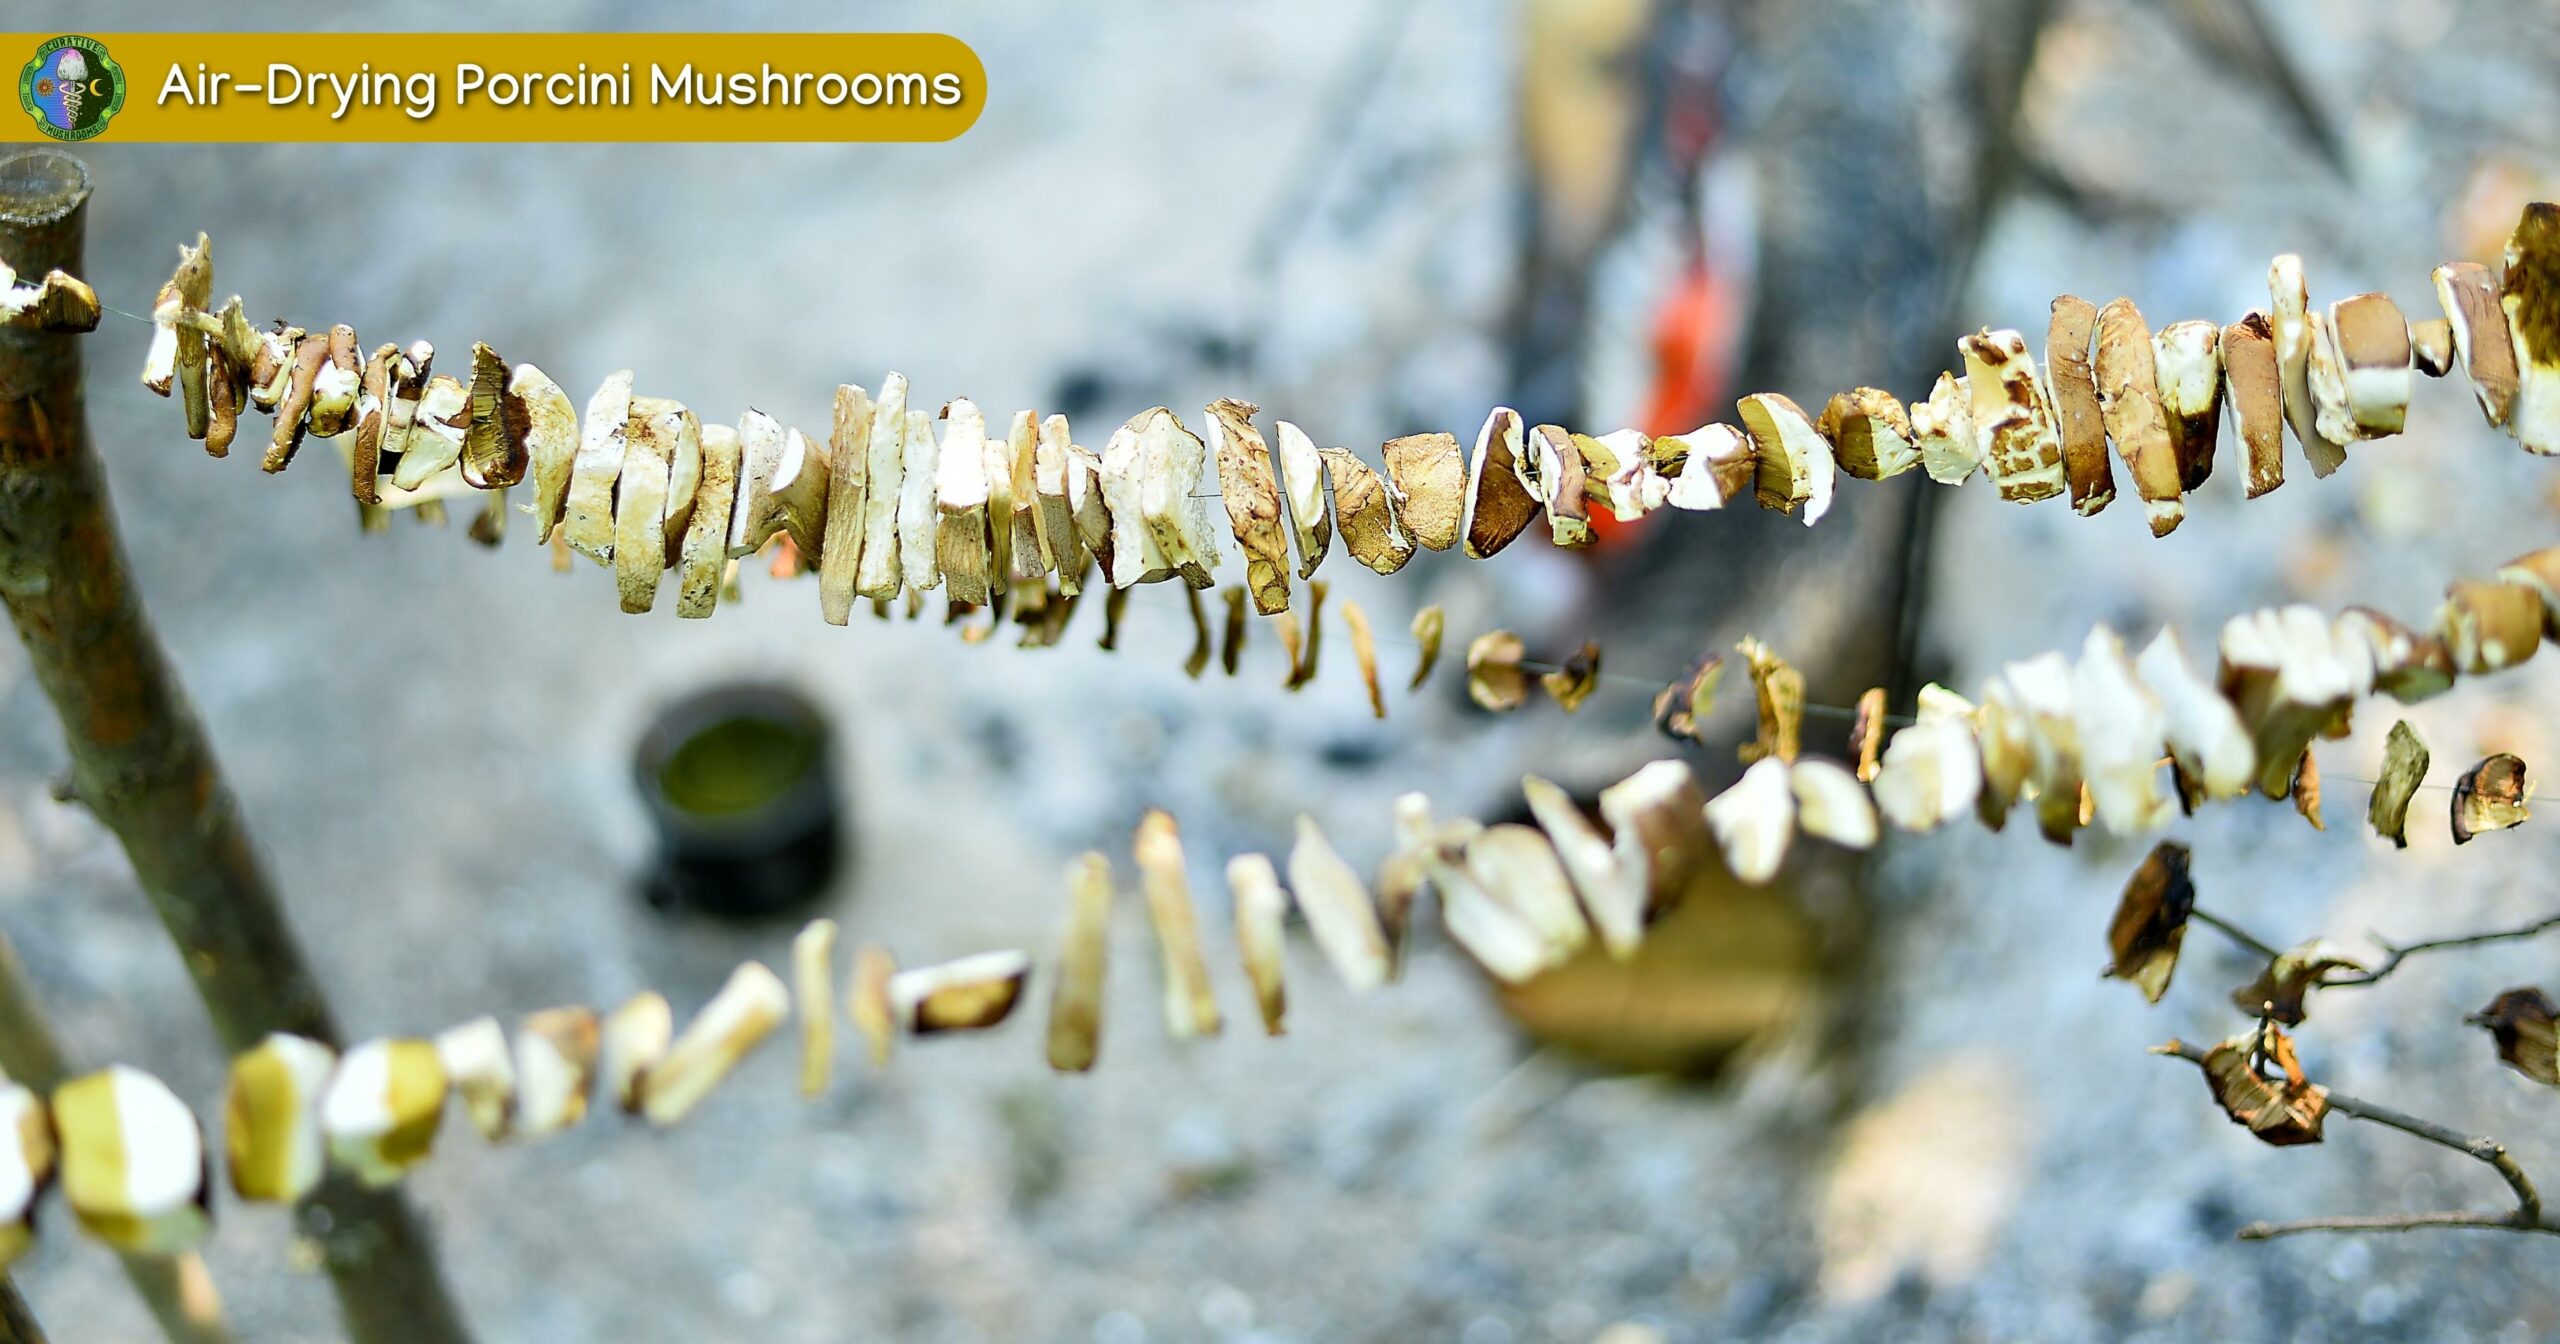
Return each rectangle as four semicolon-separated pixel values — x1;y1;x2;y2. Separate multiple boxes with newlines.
2;32;984;142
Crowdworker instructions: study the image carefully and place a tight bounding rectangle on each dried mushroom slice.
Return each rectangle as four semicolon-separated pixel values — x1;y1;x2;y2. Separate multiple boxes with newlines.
1288;816;1393;991
2136;626;2255;807
563;369;633;564
456;341;524;488
2221;311;2285;498
934;398;997;604
2469;988;2560;1086
1871;706;1982;833
1521;775;1641;958
791;919;839;1098
1382;431;1465;551
1320;442;1423;573
166;234;214;438
1651;652;1723;744
1911;371;1980;484
1005;410;1044;584
1099;416;1173;586
2292;747;2324;831
1818;387;1919;482
1182;586;1213;679
1539;641;1601;713
675;421;740;619
2217;605;2371;799
1273;420;1333;579
2303;309;2356;446
1229;853;1290;1036
1341;599;1385;718
2434;260;2519;427
612;397;693;613
642;961;789;1126
2072;625;2172;834
2001;651;2084;845
263;331;330;473
897;405;943;593
853;374;910;599
2230;940;2362;1025
1409;604;1445;689
2334;606;2456;703
1288;580;1327;690
1847;687;1888;782
816;384;875;625
54;1066;211;1252
2503;203;2560;455
2045;297;2114;514
0;1082;45;1267
1582;428;1667;522
434;1017;518;1142
2194;1026;2326;1146
1134;809;1223;1038
1523;423;1595;543
1736;393;1836;524
2329;293;2411;438
847;945;897;1069
1034;414;1089;594
1791;757;1877;849
1961;328;2066;504
2410;316;2455;377
1466;630;1529;711
1598;760;1711;920
1048;853;1115;1071
348;342;395;497
308;324;360;440
1737;636;1803;764
2093;298;2183;535
2438;579;2543;673
599;991;672;1114
2153;319;2223;491
1220;585;1248;675
2103;841;2193;1004
2269;254;2348;476
321;1039;447;1188
1706;757;1795;885
511;363;579;542
2452;753;2531;843
224;1033;334;1203
1463;823;1592;965
889;952;1030;1035
1137;406;1222;585
513;1007;599;1141
1207;398;1292;610
1660;422;1755;509
1462;407;1542;558
2368;719;2428;848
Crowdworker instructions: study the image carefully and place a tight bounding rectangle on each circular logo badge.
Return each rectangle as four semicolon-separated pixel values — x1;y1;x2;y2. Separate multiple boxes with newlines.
19;36;124;142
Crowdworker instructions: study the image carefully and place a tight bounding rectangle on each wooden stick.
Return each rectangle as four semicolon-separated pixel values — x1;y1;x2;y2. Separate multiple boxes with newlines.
0;151;473;1344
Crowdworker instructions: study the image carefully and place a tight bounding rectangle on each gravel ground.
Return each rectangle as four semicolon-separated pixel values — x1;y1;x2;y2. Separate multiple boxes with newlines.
4;2;2560;1341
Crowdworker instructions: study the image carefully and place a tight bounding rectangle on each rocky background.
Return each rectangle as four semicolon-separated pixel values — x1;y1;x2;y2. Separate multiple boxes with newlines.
3;0;2558;1340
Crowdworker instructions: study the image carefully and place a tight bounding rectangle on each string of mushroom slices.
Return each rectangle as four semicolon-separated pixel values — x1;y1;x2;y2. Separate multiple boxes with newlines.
130;203;2560;648
2;538;2550;1267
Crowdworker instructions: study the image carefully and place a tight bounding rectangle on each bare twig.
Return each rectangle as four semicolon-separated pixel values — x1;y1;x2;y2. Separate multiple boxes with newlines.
0;934;234;1344
2318;911;2560;990
2159;1039;2557;1239
0;150;473;1344
2189;906;2283;961
0;1276;46;1344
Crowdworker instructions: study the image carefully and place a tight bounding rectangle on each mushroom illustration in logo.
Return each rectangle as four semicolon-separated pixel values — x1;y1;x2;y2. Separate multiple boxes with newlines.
53;48;84;125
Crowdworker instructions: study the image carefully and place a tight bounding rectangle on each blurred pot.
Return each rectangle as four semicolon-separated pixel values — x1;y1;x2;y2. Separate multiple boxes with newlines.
632;681;842;918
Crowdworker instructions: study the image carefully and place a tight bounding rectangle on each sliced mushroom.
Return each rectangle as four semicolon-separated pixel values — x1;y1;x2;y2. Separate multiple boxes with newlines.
1790;757;1878;849
320;1039;448;1188
1410;605;1445;690
1137;407;1223;585
1738;636;1803;764
1463;823;1591;964
2438;579;2543;673
2046;297;2115;514
1818;387;1920;483
1539;641;1601;713
1208;398;1292;610
1705;757;1795;885
2333;605;2457;703
600;991;672;1115
2409;317;2454;377
54;1066;211;1252
223;1033;334;1203
2504;203;2560;455
2102;841;2192;1004
1382;431;1465;551
2154;319;2223;491
0;1082;49;1266
1521;775;1641;957
1961;328;2067;504
613;397;693;613
2330;293;2411;438
889;951;1030;1035
1870;691;1983;833
2093;298;2183;536
433;1016;518;1142
1736;393;1837;524
510;363;579;543
1288;816;1393;992
513;1007;599;1141
2136;626;2255;808
847;945;897;1069
2270;254;2348;476
934;398;996;604
1659;422;1755;509
1522;424;1595;544
1341;600;1385;718
2217;605;2372;799
308;325;360;441
2072;626;2172;834
1273;420;1333;579
1229;853;1290;1036
1048;853;1115;1071
1135;809;1223;1038
791;919;839;1098
2221;311;2285;498
563;369;633;564
1598;760;1711;919
816;384;875;625
897;404;943;594
1911;371;1981;485
2453;753;2531;843
2434;260;2519;427
642;961;790;1126
1466;630;1529;711
853;374;911;599
1452;406;1537;558
2366;719;2429;848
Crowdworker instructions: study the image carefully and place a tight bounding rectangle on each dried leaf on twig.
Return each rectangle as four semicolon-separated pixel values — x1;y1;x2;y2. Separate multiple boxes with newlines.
2231;940;2363;1025
2103;841;2192;1004
2469;988;2560;1086
2191;1026;2326;1146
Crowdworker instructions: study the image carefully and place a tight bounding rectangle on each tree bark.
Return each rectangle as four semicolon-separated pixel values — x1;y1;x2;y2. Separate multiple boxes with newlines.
0;1276;46;1344
0;149;474;1344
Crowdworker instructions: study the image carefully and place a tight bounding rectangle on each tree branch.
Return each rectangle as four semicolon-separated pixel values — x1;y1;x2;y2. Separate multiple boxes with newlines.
0;150;473;1344
2317;911;2560;990
2158;1039;2556;1239
2189;905;2282;961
